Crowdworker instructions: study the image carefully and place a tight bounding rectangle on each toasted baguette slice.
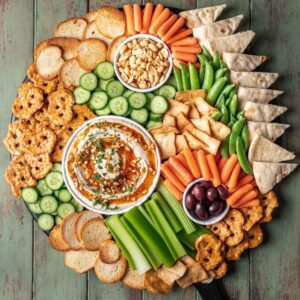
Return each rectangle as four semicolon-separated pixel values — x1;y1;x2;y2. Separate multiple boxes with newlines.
96;7;125;39
48;224;70;251
79;217;111;251
64;249;99;273
107;35;126;63
55;18;87;39
157;261;187;286
145;269;173;294
99;240;120;264
36;46;64;80
94;255;127;284
61;212;82;250
122;267;145;290
83;11;98;23
84;21;112;45
77;39;107;71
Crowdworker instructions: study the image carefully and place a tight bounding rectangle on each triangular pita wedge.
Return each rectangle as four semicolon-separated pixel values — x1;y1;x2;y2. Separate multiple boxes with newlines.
188;104;201;119
253;161;297;194
230;71;279;89
183;131;205;150
202;115;231;141
178;5;226;28
176;112;192;131
248;135;295;163
193;98;218;116
176;90;206;103
244;102;287;122
175;135;188;153
202;31;255;55
193;15;243;41
149;125;179;135
247;121;289;142
163;113;176;127
222;52;267;71
168;99;190;117
190;118;211;135
153;132;176;160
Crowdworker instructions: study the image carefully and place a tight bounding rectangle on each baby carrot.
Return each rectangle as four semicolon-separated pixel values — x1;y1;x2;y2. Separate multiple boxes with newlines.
158;14;178;37
170;37;198;46
217;157;227;173
141;2;153;33
176;153;189;169
206;154;221;187
123;5;136;36
149;8;171;35
165;28;193;44
221;154;238;183
149;3;164;28
226;183;253;206
169;156;194;184
133;4;142;32
228;175;254;193
240;199;260;207
161;164;185;192
183;147;200;178
165;161;188;187
227;162;241;189
232;189;258;208
164;179;183;201
171;46;201;54
172;52;197;63
197;149;211;180
162;17;185;41
193;150;201;175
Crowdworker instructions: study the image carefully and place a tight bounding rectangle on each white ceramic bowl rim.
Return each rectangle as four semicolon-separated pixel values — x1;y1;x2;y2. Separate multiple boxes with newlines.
182;178;229;226
114;33;173;93
62;116;161;215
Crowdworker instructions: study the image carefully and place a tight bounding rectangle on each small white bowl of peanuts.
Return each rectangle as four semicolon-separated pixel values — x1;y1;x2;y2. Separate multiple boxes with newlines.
114;34;173;93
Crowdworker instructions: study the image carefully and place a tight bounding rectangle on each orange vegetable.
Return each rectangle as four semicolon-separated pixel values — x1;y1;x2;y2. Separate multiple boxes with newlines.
227;162;241;189
157;14;178;37
141;2;153;33
172;52;197;63
215;151;221;164
232;189;258;208
162;17;185;41
165;28;193;44
238;171;247;180
228;175;254;193
161;164;185;192
170;37;198;46
226;183;253;206
240;199;260;207
206;154;221;187
217;157;227;173
197;149;211;180
250;180;257;188
193;150;201;175
176;152;189;169
171;46;201;54
173;59;188;69
123;5;136;36
165;161;188;187
169;156;194;184
149;4;164;28
183;147;200;178
149;8;171;35
133;4;142;32
221;154;238;183
164;180;183;201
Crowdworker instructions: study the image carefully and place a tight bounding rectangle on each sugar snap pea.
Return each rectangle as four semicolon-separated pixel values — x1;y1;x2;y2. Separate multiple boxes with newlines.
202;62;214;91
197;54;209;65
229;94;238;115
189;63;200;90
215;94;226;110
236;136;253;174
202;46;212;60
173;67;183;92
230;113;238;123
199;63;205;86
241;124;249;151
207;76;228;105
215;68;228;81
221;136;230;158
181;64;191;91
227;121;234;128
229;118;245;155
220;104;229;124
211;111;222;121
237;110;245;120
225;96;232;106
220;61;226;69
229;87;237;99
215;84;236;106
212;51;220;69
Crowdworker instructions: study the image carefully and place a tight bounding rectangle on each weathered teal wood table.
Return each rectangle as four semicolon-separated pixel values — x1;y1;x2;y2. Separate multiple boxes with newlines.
0;1;299;299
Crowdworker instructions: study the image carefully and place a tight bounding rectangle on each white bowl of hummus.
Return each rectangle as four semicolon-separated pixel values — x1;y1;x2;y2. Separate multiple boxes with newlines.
62;116;161;215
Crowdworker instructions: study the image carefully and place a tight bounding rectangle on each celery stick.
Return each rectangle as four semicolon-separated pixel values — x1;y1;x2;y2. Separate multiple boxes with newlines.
121;216;161;270
151;192;183;233
157;183;196;234
138;205;157;230
105;215;151;274
145;199;186;260
124;207;175;267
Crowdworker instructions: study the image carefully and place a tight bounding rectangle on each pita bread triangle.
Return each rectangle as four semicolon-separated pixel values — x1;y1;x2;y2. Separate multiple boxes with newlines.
193;15;244;41
253;161;297;194
248;135;295;163
238;86;283;104
222;52;268;71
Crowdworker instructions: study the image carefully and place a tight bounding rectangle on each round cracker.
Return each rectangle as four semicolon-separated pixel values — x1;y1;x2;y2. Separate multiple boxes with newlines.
99;240;120;264
49;224;70;251
61;212;82;250
24;153;52;180
122;267;145;290
55;18;87;40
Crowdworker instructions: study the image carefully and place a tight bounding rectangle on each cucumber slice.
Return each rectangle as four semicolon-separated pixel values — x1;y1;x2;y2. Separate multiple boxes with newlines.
95;62;115;80
37;179;53;196
73;87;91;104
95;104;111;116
57;203;75;219
28;201;42;214
70;199;84;212
80;73;98;91
55;216;63;225
54;190;60;198
130;108;148;125
51;211;58;216
37;214;54;231
158;85;176;99
146;120;163;129
106;80;125;98
149;112;163;122
58;189;72;203
150;96;169;114
21;187;39;203
128;93;147;109
123;90;134;99
89;91;108;110
94;87;102;92
52;163;62;173
40;195;58;214
124;106;132;117
166;76;178;89
109;97;128;116
45;171;64;190
99;79;113;91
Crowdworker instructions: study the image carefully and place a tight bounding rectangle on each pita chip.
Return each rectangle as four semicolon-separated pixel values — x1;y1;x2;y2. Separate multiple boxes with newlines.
248;135;295;163
183;131;205;150
193;15;243;41
149;125;179;135
157;261;187;286
193;98;218;116
222;52;267;72
230;71;279;89
253;161;297;194
176;112;191;131
190;118;211;135
247;121;289;142
176;90;206;103
188;104;201;119
175;135;188;153
202;31;255;55
163;113;176;127
244;102;287;122
167;99;190;117
154;132;176;160
202;115;231;141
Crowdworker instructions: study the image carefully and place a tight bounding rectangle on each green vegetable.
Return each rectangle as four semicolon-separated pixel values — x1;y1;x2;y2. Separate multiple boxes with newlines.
177;226;211;250
220;61;227;69
138;206;157;230
229;87;237;99
215;84;236;106
225;96;232;106
199;63;206;86
230;113;238;124
207;76;228;105
236;137;253;174
189;63;200;90
229;118;245;155
197;54;209;65
221;135;229;158
211;111;222;121
237;110;245;120
241;124;250;151
166;75;178;89
220;104;229;124
227;121;234;128
212;51;221;69
215;67;227;81
181;64;191;90
202;62;214;91
173;67;183;91
201;46;212;60
215;94;226;110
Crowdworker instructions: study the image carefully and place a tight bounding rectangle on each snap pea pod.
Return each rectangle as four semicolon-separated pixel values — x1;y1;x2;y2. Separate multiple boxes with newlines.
199;63;205;86
201;46;212;60
189;63;200;90
211;111;222;121
207;76;228;105
229;118;245;155
220;104;229;124
229;87;237;99
215;84;236;106
215;67;227;81
227;121;234;128
181;64;191;91
215;94;226;110
230;113;238;123
241;123;249;151
225;96;232;106
236;136;253;174
197;54;209;65
229;94;238;115
221;136;230;158
202;62;214;91
173;67;183;92
220;61;227;69
212;51;220;69
237;110;245;120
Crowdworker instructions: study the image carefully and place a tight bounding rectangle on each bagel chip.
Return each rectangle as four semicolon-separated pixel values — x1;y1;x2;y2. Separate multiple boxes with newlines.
99;240;120;264
65;250;99;273
55;18;87;39
61;212;82;250
122;267;145;290
49;225;70;251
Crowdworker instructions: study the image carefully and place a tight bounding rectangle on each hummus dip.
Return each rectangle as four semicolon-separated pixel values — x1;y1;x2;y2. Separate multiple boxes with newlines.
65;119;158;208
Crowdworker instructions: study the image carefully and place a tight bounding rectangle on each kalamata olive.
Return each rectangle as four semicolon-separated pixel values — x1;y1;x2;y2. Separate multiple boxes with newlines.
195;202;208;220
192;184;206;202
208;201;224;215
217;185;228;201
207;188;218;202
185;193;196;210
199;180;213;189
